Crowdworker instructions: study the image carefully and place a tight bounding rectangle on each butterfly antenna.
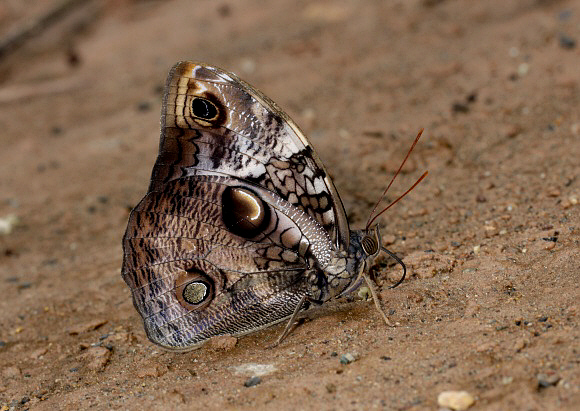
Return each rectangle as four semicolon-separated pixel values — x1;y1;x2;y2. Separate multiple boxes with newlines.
381;246;406;288
365;128;426;230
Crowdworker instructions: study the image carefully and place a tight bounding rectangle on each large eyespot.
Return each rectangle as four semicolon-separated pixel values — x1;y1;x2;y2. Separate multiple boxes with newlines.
361;235;378;256
191;97;218;120
222;186;270;238
175;269;214;309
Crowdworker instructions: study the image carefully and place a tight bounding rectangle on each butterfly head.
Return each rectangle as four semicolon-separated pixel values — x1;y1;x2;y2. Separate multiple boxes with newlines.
349;225;382;271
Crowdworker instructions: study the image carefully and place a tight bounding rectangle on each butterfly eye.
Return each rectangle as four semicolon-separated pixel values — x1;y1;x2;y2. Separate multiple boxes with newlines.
175;270;214;309
191;97;218;120
361;235;378;256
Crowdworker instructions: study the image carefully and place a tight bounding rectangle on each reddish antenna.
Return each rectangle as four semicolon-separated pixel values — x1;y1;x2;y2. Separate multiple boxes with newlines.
365;129;428;230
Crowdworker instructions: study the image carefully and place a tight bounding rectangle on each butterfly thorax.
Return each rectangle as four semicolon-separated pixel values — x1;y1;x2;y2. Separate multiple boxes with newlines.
309;226;382;302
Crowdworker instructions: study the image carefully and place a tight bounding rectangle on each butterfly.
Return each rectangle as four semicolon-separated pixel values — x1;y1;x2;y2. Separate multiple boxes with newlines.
121;62;426;351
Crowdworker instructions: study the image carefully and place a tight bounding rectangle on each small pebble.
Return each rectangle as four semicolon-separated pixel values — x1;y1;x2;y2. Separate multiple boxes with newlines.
484;225;498;237
559;34;576;49
0;214;20;235
537;373;560;388
29;347;48;359
340;353;356;364
437;390;475;410
517;62;529;76
501;376;513;385
452;102;469;113
244;376;262;387
136;101;152;112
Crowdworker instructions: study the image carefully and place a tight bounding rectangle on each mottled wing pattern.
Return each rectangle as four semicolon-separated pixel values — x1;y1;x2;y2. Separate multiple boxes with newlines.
122;62;349;349
152;62;349;247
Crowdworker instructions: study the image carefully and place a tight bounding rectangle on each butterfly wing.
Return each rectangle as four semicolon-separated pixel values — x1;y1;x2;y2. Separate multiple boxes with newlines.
122;62;348;350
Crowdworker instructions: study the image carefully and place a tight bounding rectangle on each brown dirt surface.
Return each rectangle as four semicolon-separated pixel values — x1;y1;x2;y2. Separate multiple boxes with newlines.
1;0;579;410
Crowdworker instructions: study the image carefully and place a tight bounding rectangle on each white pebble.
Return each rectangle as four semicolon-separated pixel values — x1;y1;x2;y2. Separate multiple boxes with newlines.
0;214;19;235
437;390;475;410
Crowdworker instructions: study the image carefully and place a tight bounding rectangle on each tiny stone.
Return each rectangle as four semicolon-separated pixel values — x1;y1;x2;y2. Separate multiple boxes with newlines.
452;102;469;113
244;376;262;387
537;373;560;388
484;225;498;237
437;390;475;410
29;347;48;359
517;63;529;76
547;188;561;197
504;124;522;138
501;376;513;385
136;101;152;112
326;383;337;393
0;214;20;235
559;34;576;49
340;353;356;364
543;241;556;250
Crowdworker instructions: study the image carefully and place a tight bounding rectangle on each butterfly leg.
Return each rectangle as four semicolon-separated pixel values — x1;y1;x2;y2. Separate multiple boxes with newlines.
270;294;317;347
362;272;396;327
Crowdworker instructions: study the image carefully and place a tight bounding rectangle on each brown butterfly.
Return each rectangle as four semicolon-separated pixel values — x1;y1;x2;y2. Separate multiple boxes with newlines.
121;62;426;350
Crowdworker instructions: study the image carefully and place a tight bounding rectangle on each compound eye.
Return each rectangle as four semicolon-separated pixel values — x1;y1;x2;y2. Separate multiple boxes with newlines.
361;235;378;256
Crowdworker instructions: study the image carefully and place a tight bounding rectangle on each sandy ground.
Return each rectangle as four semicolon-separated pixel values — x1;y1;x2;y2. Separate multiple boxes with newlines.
0;0;579;410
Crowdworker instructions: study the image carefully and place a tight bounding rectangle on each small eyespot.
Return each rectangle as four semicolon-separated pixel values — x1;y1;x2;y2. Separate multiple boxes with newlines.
361;235;378;256
182;281;210;305
191;97;218;120
175;270;214;309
